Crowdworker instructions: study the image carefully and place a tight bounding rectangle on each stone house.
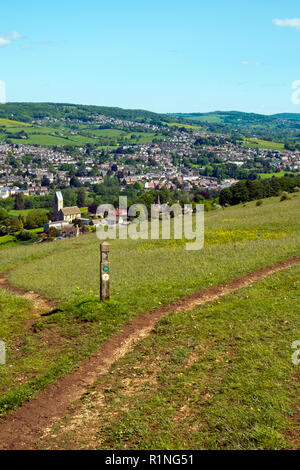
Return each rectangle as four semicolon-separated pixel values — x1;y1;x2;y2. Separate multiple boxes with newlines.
59;206;82;222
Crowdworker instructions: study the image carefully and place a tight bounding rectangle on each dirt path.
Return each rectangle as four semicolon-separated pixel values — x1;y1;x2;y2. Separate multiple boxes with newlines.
0;274;56;324
0;254;300;450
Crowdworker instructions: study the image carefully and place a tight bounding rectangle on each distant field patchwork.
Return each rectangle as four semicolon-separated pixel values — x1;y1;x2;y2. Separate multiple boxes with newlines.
1;123;165;147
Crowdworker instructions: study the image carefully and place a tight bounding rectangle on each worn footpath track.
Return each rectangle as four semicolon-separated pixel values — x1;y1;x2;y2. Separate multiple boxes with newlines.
0;274;56;315
0;254;300;450
0;274;57;329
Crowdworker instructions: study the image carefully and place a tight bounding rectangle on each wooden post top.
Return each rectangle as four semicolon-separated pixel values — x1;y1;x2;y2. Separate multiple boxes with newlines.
101;242;110;252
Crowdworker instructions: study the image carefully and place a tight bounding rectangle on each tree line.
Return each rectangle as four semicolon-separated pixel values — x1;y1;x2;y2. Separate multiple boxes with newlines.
219;175;300;206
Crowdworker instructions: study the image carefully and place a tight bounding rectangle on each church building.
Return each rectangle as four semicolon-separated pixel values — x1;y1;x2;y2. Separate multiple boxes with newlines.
54;191;81;222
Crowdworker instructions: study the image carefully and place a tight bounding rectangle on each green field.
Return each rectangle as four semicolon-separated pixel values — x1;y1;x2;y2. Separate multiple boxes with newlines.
40;263;300;450
164;121;201;130
0;194;299;449
172;114;225;124
79;127;164;143
242;138;285;151
259;171;295;179
1;122;165;148
9;209;49;217
2;195;299;303
0;118;29;127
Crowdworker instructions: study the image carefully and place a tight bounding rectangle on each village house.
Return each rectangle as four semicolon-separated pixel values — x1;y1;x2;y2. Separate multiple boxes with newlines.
0;186;29;198
43;220;70;232
0;187;11;198
61;224;80;238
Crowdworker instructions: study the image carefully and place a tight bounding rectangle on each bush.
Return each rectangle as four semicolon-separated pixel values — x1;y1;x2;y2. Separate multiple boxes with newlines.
280;192;290;202
0;226;8;236
256;200;263;206
8;218;22;233
0;208;9;221
24;209;49;229
16;230;38;242
46;227;61;238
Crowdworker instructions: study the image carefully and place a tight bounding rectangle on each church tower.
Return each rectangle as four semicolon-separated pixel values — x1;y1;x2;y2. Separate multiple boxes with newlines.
54;191;63;220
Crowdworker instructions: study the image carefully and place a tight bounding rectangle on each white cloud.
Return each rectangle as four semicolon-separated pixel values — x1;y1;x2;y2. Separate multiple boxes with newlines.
0;37;10;48
0;30;21;48
241;61;262;66
272;18;300;29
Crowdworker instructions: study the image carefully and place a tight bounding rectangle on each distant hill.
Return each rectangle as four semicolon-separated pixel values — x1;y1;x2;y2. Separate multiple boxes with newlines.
170;110;298;125
0;102;171;125
1;104;300;128
272;113;300;121
1;103;300;142
170;110;300;140
0;103;175;149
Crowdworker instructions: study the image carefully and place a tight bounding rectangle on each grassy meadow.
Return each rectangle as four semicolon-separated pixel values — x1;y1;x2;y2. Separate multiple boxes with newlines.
174;114;225;124
9;209;49;217
0;194;299;426
259;171;295;179
0;118;29;127
4;193;300;304
39;263;300;450
164;122;201;130
242;138;285;151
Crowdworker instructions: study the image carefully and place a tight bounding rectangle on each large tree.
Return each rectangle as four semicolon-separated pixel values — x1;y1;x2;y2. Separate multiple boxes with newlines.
77;188;86;207
14;193;24;210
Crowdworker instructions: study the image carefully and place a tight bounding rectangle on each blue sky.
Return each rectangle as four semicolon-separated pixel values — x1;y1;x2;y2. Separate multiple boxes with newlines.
0;0;300;114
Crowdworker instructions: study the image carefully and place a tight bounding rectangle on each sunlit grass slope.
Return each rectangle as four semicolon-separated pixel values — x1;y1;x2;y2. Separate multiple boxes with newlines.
3;194;300;315
0;118;30;127
0;194;299;418
40;263;300;450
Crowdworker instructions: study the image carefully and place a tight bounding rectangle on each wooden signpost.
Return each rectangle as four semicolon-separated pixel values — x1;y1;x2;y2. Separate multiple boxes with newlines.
100;242;110;301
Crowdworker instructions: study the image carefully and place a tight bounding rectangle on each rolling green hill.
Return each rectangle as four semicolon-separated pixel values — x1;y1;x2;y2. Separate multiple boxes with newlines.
0;103;171;148
171;110;300;142
171;110;300;126
0;102;171;125
273;113;300;121
1;104;300;146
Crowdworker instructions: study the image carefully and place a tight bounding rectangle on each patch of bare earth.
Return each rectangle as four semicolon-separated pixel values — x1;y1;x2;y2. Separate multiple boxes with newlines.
40;355;162;449
0;274;56;319
0;254;300;450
